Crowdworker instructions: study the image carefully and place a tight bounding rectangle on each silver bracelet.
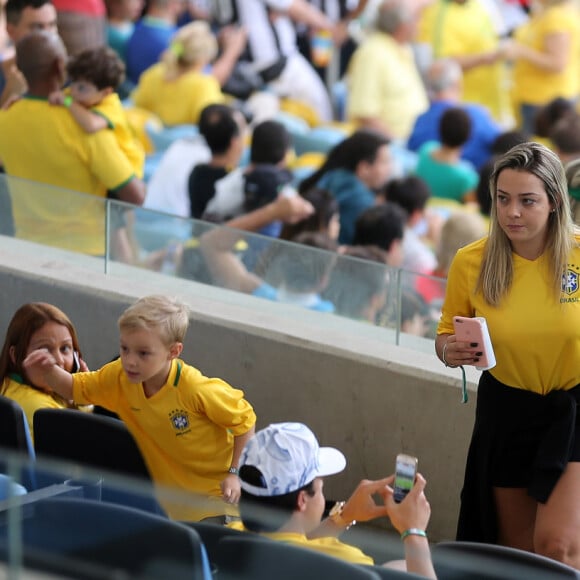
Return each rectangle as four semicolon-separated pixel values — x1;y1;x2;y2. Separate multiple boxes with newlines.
442;341;456;368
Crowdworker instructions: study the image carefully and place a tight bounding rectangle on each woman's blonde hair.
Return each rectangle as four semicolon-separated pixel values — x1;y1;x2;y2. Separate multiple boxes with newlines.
162;21;218;80
477;141;577;305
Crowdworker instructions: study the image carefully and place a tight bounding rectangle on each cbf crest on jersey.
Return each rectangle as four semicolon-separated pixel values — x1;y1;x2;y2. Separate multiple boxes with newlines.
169;409;191;435
561;264;580;302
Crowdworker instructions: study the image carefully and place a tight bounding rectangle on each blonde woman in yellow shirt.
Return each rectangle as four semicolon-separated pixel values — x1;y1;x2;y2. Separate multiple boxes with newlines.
132;20;225;126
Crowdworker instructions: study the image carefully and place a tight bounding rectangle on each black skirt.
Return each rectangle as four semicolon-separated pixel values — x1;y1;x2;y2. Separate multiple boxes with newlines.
456;371;580;543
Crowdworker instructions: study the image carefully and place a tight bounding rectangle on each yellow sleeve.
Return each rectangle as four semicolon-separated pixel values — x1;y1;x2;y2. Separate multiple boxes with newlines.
72;360;123;410
92;93;124;129
437;246;478;335
187;373;256;435
85;129;136;191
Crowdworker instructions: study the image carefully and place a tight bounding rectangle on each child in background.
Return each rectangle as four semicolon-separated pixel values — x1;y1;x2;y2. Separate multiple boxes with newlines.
0;303;92;441
51;46;145;263
415;107;479;204
51;45;145;179
23;295;256;522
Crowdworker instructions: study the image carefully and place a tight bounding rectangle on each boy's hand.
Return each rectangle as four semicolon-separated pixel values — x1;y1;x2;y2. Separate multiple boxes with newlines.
221;473;241;504
23;348;58;390
340;478;392;525
384;473;431;535
271;194;315;224
48;90;66;106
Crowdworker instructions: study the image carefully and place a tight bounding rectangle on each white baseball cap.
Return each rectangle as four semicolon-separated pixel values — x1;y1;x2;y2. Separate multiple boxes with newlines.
239;422;347;497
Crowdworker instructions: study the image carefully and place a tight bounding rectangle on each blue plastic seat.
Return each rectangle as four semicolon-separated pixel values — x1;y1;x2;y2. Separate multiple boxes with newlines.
0;497;212;579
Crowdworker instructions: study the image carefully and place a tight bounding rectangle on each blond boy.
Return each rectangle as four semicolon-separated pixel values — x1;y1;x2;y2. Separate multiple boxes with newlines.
24;295;256;521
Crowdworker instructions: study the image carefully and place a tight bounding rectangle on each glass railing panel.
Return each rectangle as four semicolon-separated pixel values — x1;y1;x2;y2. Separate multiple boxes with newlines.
395;268;447;352
1;172;448;351
0;174;107;271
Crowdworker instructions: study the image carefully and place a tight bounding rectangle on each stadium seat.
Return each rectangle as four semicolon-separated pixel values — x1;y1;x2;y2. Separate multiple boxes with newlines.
432;540;580;579
0;497;212;579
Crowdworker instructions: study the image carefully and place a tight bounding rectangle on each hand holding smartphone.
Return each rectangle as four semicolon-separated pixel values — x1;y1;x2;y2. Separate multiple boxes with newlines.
452;316;496;371
393;453;418;503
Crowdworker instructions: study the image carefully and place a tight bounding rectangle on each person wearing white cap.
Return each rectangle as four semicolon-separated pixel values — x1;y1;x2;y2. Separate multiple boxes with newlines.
234;422;436;578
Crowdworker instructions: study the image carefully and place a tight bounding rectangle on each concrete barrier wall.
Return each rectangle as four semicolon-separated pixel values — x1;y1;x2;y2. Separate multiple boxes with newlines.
0;238;481;541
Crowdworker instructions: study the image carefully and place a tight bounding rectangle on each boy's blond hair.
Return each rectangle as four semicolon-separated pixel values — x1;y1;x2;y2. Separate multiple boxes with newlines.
118;295;190;345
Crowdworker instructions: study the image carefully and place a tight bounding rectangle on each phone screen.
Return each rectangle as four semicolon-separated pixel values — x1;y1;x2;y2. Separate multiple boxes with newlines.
393;455;417;503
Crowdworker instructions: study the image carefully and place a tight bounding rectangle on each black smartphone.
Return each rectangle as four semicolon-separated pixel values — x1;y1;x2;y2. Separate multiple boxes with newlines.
72;351;80;373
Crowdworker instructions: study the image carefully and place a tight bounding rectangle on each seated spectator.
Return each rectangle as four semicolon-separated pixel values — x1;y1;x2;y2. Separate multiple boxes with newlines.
407;58;502;169
385;176;437;274
104;0;143;65
550;113;580;164
0;303;92;441
125;0;181;85
299;130;392;245
279;188;340;243
323;245;390;324
204;120;293;228
416;209;487;305
1;0;58;108
235;422;436;578
132;20;224;127
415;107;479;204
200;195;340;313
565;157;580;225
51;0;106;56
352;202;407;268
400;289;428;337
0;31;144;256
188;104;246;220
532;96;577;144
346;0;428;141
23;294;257;521
475;130;528;216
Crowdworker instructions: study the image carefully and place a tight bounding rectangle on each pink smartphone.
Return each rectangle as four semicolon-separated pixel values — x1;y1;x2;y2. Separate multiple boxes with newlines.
452;316;496;371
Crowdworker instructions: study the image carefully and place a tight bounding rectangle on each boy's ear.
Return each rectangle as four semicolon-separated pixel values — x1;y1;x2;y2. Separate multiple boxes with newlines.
296;489;309;513
102;87;114;97
168;342;183;360
8;346;16;366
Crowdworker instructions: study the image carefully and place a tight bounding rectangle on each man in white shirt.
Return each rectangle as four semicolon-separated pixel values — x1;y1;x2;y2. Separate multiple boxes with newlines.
210;0;336;122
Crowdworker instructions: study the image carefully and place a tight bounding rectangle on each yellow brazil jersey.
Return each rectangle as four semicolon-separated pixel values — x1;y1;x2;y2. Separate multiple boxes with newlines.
347;32;428;140
228;522;374;565
438;237;580;394
72;358;256;520
512;4;580;106
0;97;135;255
132;63;224;127
93;93;145;178
2;376;66;442
417;0;509;123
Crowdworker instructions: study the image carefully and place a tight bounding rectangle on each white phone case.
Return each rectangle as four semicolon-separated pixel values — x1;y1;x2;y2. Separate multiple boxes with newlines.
453;316;496;371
